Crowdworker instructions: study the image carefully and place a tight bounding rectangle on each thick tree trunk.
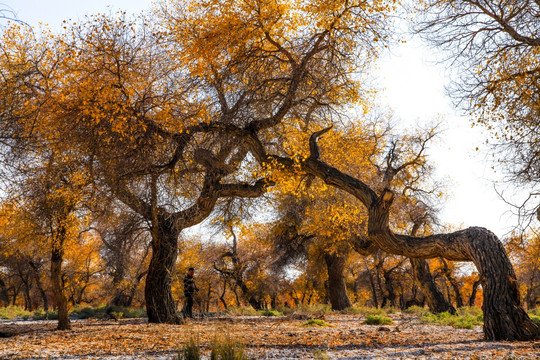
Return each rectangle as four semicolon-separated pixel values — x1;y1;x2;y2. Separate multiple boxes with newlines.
324;252;352;311
111;261;129;307
11;285;20;306
51;223;71;331
410;258;455;314
145;216;182;324
206;285;212;312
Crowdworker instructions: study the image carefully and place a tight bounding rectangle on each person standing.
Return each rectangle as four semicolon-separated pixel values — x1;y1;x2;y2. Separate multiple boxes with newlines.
183;267;199;318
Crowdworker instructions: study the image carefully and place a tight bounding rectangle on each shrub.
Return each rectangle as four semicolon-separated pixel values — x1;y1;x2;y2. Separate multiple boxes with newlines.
111;311;124;319
301;319;333;327
69;305;146;320
177;334;201;360
0;306;33;319
420;307;483;329
457;306;483;319
530;315;540;326
273;305;294;316
404;305;426;315
260;309;283;317
32;309;58;320
210;334;247;360
71;306;97;319
342;306;386;316
382;306;398;314
363;315;393;325
120;307;147;318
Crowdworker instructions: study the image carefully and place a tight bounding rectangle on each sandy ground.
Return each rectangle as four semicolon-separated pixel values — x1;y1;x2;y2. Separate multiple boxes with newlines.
0;313;538;359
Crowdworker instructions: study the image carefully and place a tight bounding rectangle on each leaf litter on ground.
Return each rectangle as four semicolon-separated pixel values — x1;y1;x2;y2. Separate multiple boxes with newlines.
0;312;538;359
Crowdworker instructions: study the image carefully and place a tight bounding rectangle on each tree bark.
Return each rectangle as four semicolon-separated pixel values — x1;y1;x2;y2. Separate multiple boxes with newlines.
410;258;456;314
324;252;352;311
51;220;71;330
145;215;182;324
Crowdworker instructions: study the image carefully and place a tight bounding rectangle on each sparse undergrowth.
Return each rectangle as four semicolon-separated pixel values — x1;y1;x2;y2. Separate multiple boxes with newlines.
1;311;538;359
177;334;201;360
70;305;147;319
528;307;540;326
210;333;247;360
363;315;394;325
403;305;427;315
301;318;334;327
420;307;483;329
260;309;283;317
0;306;33;320
177;332;247;360
0;305;147;321
342;306;397;316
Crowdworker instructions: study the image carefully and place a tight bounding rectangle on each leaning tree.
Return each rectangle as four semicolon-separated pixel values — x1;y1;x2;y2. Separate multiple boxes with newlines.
245;125;540;340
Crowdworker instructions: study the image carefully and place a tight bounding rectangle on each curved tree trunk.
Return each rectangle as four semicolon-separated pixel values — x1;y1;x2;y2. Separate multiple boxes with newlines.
51;221;71;330
290;130;540;340
221;122;540;339
366;190;539;340
145;216;182;324
410;258;455;314
324;252;352;311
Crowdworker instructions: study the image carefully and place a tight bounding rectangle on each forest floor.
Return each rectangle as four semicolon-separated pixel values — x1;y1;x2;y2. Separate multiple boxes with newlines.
0;312;538;359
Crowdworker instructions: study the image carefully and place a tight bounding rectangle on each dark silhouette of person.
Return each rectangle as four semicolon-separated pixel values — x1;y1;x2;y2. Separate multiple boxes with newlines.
183;267;199;318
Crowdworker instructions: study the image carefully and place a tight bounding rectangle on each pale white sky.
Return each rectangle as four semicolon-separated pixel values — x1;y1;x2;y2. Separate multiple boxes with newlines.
2;0;519;238
377;39;516;237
